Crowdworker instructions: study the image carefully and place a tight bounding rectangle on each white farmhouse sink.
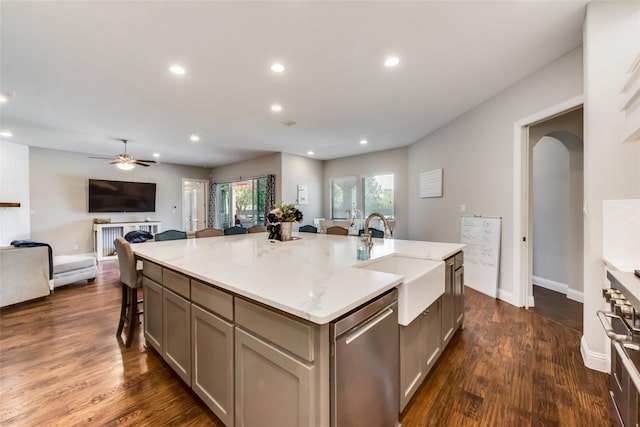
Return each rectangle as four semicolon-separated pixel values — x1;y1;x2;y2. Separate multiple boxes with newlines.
358;255;445;326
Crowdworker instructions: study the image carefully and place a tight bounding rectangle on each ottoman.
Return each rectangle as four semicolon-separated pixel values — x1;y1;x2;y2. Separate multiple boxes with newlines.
52;255;98;290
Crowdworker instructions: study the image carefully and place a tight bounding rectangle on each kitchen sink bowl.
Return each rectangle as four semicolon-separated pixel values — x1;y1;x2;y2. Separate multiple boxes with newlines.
358;255;445;325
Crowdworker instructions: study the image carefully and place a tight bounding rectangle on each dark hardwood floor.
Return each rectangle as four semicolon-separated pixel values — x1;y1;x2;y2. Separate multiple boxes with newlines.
532;284;583;332
0;261;611;426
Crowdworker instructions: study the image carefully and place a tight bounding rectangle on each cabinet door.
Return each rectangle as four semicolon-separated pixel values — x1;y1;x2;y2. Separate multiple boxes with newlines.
163;288;191;385
143;277;163;353
423;298;442;375
441;256;455;346
399;315;425;412
192;304;234;427
454;266;464;329
235;328;314;427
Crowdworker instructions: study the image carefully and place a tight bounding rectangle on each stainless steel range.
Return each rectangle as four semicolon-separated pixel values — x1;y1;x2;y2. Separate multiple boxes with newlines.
600;270;640;427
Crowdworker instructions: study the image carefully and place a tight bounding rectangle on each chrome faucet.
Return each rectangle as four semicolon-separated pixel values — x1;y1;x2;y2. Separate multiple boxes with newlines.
361;212;393;250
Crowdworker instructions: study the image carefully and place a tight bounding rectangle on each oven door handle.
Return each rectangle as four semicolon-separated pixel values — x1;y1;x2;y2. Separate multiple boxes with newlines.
613;340;640;392
597;310;633;342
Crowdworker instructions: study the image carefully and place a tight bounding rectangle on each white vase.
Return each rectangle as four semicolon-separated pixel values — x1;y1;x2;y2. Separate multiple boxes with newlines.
280;222;293;241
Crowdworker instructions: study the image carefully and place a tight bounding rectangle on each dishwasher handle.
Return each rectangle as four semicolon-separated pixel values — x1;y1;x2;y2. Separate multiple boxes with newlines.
344;307;394;345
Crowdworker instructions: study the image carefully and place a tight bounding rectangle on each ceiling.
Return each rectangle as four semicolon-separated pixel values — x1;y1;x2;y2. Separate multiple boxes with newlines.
0;1;588;168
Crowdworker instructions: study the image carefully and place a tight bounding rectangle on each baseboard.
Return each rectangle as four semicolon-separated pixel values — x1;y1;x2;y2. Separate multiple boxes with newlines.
497;288;519;307
581;335;609;373
533;276;584;303
567;288;584;303
533;276;567;294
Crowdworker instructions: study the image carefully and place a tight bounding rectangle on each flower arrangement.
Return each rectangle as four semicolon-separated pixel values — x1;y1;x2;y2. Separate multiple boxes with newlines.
267;202;304;223
267;202;303;241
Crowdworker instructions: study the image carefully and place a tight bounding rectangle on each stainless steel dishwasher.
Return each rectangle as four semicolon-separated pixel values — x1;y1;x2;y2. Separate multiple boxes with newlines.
331;288;399;427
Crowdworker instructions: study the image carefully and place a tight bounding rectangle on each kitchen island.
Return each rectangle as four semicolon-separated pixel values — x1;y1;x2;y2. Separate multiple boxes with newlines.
132;233;464;426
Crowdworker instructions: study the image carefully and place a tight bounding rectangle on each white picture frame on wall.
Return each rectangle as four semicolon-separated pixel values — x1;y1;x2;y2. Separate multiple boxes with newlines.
420;168;443;198
297;185;308;205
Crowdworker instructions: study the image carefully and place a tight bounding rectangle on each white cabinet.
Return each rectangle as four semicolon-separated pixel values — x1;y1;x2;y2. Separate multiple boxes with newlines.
93;221;161;260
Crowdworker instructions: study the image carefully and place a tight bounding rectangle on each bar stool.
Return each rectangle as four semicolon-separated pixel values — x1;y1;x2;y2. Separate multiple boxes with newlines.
114;237;143;347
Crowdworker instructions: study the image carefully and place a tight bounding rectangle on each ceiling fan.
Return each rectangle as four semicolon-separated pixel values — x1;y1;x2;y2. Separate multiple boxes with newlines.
90;139;156;170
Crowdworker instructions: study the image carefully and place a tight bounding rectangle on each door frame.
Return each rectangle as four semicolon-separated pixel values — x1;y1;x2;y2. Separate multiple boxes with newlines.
182;178;210;231
512;95;583;308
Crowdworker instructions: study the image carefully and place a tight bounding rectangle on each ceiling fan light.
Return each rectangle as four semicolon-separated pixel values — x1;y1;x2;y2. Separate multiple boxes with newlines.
116;162;135;171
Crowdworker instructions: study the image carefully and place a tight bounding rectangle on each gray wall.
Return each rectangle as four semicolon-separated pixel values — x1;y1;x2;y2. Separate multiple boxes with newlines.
281;153;323;229
29;147;211;255
323;147;409;239
211;153;283;203
407;47;584;302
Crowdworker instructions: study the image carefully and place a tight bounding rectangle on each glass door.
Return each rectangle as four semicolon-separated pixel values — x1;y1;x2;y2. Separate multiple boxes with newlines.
215;177;267;229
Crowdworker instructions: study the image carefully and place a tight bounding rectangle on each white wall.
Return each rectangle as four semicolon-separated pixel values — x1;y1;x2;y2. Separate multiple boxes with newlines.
407;47;584;304
582;1;640;370
29;147;211;255
323;147;409;239
281;153;323;229
0;140;30;245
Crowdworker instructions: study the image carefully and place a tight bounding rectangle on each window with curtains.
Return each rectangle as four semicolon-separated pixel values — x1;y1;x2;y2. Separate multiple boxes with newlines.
330;176;357;219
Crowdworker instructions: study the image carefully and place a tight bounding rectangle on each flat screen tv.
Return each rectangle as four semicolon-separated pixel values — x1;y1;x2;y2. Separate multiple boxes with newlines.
88;179;156;213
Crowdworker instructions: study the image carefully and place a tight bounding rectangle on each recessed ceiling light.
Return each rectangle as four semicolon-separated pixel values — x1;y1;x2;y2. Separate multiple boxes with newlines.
307;151;314;156
190;133;200;142
271;104;282;112
0;131;13;138
153;153;160;158
384;57;400;67
270;63;285;73
360;139;368;145
170;65;186;75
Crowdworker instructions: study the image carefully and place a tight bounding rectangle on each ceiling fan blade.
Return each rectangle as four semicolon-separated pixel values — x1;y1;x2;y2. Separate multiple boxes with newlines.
135;159;156;164
89;156;115;160
134;162;151;167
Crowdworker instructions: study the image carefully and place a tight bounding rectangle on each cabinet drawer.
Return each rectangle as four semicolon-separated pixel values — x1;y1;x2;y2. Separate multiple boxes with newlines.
192;279;233;321
143;260;163;283
163;268;190;299
235;298;315;362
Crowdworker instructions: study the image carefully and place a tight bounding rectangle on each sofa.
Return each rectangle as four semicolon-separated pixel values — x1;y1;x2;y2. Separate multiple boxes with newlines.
0;245;98;308
0;245;50;307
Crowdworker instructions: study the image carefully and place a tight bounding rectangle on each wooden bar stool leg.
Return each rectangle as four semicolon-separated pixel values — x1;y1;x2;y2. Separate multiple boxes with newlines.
116;283;127;337
125;286;138;347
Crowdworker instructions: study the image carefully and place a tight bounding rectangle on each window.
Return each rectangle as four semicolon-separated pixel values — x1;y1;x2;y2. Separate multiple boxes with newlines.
330;176;357;219
216;177;267;229
362;173;394;219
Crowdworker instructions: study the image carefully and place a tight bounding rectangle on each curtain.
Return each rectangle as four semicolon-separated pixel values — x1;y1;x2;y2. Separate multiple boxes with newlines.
265;174;276;223
208;182;217;228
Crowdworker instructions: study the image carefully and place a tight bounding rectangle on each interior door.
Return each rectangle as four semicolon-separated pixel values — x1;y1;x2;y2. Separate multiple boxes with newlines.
182;179;209;232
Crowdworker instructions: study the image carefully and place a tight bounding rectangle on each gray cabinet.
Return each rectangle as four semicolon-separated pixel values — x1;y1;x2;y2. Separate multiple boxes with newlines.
163;288;191;385
143;276;163;353
235;328;314;427
454;255;464;329
192;304;234;427
399;298;441;411
441;256;455;346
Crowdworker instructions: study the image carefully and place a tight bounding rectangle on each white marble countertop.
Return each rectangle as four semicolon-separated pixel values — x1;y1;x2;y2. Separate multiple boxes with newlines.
132;233;464;324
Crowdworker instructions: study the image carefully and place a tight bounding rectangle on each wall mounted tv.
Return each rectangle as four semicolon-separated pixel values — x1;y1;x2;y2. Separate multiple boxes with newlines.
88;179;156;213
